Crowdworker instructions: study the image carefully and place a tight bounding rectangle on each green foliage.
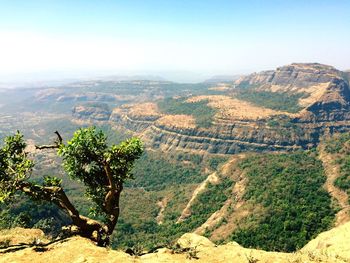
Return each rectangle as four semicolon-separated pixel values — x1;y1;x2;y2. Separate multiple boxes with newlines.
335;173;350;196
0;198;69;235
235;90;306;113
43;176;62;187
0;131;34;203
207;156;229;170
235;81;260;90
128;151;206;191
230;152;335;252
158;98;216;128
58;127;143;217
0;127;143;240
181;176;233;230
110;152;228;249
112;174;233;249
324;133;350;154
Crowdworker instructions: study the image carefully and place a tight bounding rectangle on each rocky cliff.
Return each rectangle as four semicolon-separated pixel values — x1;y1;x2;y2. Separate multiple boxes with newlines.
235;63;341;89
74;63;350;154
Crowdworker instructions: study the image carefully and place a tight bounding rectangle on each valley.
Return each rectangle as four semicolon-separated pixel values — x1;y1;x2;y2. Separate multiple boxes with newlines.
1;63;350;253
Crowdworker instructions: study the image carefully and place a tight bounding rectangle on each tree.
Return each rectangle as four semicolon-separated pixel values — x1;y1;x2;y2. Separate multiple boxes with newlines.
0;127;143;246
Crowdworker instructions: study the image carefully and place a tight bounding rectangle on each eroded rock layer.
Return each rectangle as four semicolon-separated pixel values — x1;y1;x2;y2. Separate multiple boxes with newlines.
75;63;350;154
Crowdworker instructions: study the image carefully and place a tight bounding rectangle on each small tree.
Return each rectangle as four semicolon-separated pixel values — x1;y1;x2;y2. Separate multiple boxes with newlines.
0;127;143;246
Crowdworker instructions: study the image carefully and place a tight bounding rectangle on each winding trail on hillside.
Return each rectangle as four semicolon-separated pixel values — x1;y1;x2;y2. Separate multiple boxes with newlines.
318;145;350;226
195;154;249;236
177;154;249;237
156;197;168;225
176;172;219;223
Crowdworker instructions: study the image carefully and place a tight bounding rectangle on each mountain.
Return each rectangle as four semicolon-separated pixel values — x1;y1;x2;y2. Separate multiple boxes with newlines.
235;63;350;122
78;63;350;154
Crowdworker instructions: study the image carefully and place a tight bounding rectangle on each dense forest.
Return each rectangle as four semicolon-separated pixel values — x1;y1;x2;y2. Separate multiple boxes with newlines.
230;152;335;251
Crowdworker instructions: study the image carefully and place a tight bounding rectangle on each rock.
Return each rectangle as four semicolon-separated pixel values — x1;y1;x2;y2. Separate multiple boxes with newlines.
301;221;350;261
0;227;48;246
2;223;350;262
176;233;215;249
235;63;341;89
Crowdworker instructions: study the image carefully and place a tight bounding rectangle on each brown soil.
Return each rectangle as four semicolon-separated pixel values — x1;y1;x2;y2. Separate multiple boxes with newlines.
156;197;168;225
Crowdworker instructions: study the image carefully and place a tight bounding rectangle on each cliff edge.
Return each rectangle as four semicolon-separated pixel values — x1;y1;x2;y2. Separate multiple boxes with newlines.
1;222;350;263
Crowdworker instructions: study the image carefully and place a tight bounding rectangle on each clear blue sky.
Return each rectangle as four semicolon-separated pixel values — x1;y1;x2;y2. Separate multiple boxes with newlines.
0;0;349;81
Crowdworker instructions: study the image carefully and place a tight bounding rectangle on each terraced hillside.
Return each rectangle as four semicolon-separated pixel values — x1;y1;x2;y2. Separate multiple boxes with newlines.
70;63;350;153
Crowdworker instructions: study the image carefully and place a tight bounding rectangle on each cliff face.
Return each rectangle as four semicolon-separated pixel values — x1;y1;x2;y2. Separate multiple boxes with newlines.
74;63;350;154
301;78;350;122
236;63;341;89
73;105;111;121
235;63;350;122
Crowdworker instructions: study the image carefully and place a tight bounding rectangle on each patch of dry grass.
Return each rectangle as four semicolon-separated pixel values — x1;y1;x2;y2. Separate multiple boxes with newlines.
187;95;290;120
156;114;196;129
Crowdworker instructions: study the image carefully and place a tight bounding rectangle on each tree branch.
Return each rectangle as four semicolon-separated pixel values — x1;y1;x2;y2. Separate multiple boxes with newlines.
35;131;63;150
54;131;63;144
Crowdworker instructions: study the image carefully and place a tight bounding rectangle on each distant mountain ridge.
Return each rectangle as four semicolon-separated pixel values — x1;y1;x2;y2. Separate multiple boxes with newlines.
204;75;241;83
3;62;350;153
94;63;350;153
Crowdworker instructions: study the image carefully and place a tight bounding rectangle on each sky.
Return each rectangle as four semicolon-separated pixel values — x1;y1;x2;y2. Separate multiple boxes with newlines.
0;0;349;82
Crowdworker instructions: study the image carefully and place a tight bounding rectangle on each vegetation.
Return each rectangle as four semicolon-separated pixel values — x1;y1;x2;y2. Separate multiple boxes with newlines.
324;133;350;154
235;90;306;113
266;115;304;138
180;175;233;230
111;174;233;249
158;98;216;128
111;153;228;249
0;135;226;249
0;200;69;235
0;127;143;246
128;151;206;191
0;78;346;253
230;152;335;252
324;133;350;196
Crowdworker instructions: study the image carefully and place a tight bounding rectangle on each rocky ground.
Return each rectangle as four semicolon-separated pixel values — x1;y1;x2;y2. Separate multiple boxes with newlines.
1;222;350;263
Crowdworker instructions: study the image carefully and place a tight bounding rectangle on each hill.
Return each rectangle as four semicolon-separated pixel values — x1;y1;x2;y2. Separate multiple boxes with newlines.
69;63;350;153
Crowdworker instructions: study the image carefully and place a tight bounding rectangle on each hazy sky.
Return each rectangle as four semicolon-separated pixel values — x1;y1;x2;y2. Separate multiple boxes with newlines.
0;0;349;81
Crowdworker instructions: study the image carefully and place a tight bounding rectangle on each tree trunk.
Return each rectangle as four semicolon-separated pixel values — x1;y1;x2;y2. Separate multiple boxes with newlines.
18;181;110;246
